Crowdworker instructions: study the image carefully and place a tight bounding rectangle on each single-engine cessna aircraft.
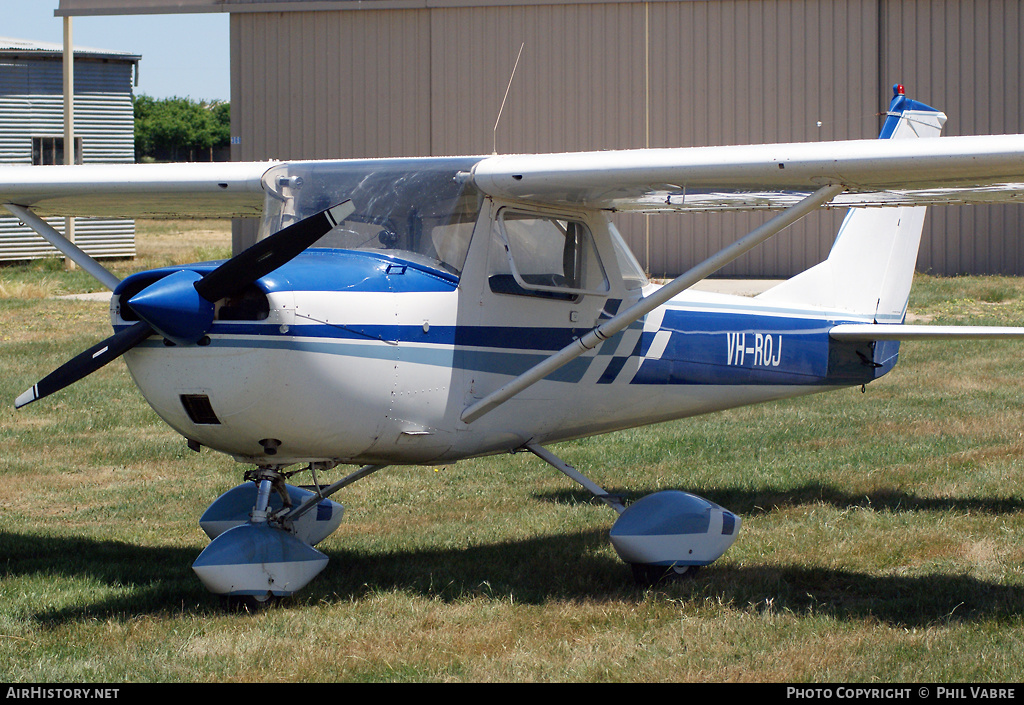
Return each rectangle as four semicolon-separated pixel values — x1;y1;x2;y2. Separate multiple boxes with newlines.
4;86;1024;607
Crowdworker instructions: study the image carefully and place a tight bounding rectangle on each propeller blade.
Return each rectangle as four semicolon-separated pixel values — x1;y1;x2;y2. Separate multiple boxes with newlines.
17;201;355;409
194;200;354;303
15;321;153;409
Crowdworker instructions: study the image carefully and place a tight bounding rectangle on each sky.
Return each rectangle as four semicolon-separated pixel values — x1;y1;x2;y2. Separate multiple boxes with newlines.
0;1;230;101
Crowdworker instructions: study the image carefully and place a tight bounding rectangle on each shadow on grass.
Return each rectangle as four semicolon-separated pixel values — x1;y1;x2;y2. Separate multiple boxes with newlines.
537;481;1024;516
3;516;1023;628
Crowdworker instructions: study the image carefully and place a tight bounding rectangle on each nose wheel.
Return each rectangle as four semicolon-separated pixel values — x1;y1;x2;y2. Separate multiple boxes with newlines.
225;591;279;612
630;563;701;586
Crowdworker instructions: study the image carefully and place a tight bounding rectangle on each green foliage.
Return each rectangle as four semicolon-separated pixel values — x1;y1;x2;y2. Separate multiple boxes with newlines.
134;95;231;163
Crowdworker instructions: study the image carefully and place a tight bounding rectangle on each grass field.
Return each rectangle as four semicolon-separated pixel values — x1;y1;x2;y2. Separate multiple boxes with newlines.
1;222;1023;682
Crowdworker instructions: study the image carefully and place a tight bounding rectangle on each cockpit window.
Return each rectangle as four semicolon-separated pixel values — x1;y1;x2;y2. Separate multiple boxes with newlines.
260;158;484;277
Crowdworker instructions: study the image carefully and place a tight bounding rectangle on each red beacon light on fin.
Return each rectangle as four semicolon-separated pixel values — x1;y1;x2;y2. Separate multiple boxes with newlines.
894;83;905;96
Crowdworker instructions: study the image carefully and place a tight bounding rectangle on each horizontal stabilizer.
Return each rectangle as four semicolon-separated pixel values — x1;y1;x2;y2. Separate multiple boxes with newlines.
830;324;1024;341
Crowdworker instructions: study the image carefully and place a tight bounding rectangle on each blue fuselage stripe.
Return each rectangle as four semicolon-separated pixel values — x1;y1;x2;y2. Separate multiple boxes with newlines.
130;307;889;387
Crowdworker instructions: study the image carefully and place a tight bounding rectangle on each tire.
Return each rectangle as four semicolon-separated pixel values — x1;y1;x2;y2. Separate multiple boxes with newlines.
631;563;701;586
224;592;278;612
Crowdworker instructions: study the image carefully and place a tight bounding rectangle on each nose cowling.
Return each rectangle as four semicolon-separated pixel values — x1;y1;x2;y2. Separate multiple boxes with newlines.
128;269;216;345
14;199;353;411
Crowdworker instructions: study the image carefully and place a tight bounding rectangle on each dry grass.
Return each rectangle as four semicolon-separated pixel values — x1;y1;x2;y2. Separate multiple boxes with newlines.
1;235;1023;681
132;219;233;266
0;279;64;299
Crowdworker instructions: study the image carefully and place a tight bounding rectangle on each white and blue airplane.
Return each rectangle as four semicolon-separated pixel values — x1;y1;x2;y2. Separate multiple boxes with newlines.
4;86;1024;607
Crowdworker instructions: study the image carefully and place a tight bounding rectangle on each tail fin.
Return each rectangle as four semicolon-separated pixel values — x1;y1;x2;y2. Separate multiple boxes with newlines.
758;85;947;322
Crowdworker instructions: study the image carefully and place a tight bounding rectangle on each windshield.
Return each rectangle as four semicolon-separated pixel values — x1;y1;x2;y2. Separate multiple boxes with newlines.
260;157;485;276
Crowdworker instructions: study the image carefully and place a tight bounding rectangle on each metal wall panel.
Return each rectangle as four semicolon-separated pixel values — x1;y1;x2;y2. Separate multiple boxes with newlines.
0;218;135;263
429;3;648;156
639;0;880;277
227;0;1024;276
232;9;432;162
880;0;1024;276
231;9;434;248
0;55;135;260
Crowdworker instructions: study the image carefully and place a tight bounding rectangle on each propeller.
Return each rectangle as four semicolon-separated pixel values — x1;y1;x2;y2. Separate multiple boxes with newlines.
15;200;355;410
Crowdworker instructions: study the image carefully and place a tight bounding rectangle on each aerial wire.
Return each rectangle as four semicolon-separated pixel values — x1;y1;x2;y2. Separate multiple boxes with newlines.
493;42;525;154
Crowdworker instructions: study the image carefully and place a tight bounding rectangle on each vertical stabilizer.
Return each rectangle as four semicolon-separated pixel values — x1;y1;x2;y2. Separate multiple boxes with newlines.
758;86;947;322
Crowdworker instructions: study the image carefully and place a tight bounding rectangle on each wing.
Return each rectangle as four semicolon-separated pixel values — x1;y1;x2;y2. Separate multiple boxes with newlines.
0;161;278;219
470;134;1024;212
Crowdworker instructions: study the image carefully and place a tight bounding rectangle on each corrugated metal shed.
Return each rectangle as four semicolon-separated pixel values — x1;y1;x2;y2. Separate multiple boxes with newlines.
0;37;138;261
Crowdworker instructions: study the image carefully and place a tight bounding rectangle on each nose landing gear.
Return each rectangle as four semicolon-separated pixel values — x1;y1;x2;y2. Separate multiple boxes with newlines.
192;463;385;609
192;467;333;609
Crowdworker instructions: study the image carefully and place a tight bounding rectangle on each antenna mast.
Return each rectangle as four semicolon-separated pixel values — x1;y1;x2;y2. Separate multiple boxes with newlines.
493;43;525;154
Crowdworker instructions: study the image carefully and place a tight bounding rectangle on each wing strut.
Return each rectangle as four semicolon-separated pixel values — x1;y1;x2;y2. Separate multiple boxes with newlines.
4;203;120;291
461;183;844;424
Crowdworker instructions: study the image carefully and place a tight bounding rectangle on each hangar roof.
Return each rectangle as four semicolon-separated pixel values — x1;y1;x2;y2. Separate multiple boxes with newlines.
57;0;635;16
0;36;140;62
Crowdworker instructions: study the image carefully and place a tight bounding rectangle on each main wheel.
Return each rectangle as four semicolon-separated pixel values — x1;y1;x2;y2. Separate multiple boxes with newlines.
631;563;701;586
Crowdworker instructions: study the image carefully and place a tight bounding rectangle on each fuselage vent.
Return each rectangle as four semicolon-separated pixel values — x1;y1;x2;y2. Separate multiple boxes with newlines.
180;394;221;425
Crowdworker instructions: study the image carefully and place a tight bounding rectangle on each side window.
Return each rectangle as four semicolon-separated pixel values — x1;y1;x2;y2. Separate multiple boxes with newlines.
489;211;609;300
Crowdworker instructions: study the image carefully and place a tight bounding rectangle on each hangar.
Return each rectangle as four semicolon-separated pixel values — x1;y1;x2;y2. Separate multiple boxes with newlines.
55;0;1024;277
0;36;138;261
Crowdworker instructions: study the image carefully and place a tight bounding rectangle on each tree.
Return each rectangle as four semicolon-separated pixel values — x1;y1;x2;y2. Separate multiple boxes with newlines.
134;95;231;162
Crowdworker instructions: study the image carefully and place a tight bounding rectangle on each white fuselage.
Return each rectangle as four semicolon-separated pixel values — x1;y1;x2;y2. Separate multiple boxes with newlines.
116;198;879;467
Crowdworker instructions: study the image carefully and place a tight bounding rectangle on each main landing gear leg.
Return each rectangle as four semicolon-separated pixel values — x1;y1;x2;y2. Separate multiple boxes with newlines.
524;443;741;586
525;443;626;514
